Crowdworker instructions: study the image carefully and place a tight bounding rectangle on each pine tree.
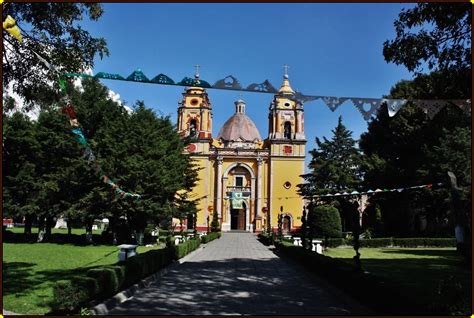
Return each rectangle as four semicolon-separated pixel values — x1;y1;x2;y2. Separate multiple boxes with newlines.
300;116;363;197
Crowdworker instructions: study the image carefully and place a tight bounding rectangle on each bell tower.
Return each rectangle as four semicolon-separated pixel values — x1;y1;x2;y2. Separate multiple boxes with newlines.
177;66;213;142
266;66;306;233
268;66;306;156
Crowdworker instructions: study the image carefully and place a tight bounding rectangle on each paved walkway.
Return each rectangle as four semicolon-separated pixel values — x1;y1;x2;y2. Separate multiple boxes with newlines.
109;232;368;315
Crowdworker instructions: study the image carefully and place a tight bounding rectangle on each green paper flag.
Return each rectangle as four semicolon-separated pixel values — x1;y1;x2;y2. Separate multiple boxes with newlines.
59;78;67;92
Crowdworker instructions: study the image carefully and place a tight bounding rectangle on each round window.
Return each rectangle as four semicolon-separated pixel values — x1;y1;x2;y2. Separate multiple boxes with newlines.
284;102;290;107
283;181;291;189
190;99;199;105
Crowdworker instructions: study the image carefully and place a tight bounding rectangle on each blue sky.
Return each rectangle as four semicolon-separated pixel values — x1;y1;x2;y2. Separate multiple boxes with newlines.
81;3;416;166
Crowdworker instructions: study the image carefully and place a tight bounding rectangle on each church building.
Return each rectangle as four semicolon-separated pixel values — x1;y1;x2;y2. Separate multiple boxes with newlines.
177;72;306;233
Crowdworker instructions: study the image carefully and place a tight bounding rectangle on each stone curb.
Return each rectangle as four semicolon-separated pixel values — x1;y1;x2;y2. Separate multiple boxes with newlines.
89;241;211;315
3;309;20;315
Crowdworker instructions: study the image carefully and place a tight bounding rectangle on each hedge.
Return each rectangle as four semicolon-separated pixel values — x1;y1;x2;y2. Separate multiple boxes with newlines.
201;232;221;244
324;238;346;248
52;247;174;312
393;238;456;247
259;235;455;249
359;238;394;248
174;238;201;259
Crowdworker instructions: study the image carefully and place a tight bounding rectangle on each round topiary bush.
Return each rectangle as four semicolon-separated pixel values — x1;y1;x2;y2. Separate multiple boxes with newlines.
308;204;342;238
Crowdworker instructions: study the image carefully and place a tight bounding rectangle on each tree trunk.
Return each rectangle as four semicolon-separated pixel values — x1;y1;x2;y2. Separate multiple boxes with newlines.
448;171;471;263
135;230;144;246
109;217;118;245
45;216;53;237
85;222;93;244
67;221;72;236
24;214;33;237
37;216;46;242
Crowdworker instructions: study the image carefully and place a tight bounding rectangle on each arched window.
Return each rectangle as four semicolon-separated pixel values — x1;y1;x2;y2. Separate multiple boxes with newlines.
189;119;197;137
284;121;292;139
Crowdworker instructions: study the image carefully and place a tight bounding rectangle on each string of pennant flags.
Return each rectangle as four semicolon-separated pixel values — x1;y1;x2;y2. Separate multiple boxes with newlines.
309;182;444;199
2;15;142;200
61;105;142;200
62;70;471;121
1;14;469;202
230;182;444;202
3;13;471;122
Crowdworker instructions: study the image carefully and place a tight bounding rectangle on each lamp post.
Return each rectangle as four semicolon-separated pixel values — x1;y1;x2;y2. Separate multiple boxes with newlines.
278;206;283;241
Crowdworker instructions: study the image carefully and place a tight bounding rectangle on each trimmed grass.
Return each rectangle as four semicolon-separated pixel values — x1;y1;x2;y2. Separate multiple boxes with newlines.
7;227;102;235
3;242;163;314
324;247;471;314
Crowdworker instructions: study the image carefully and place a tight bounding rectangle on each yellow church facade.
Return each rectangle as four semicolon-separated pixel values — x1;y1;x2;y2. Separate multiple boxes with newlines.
177;74;306;233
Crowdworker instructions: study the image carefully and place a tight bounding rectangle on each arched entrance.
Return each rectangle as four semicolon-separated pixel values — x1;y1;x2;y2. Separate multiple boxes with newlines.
282;215;291;234
231;202;246;230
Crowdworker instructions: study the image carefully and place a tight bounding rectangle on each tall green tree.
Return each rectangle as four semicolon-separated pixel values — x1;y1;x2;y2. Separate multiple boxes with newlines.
2;3;109;109
299;116;363;233
300;116;363;197
3;111;40;235
383;3;471;73
96;101;199;244
360;3;471;237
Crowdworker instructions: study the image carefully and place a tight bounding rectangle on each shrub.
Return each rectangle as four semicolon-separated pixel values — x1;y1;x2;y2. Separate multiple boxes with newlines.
272;242;421;315
173;238;201;259
53;277;98;311
52;248;175;312
87;267;119;296
257;233;272;245
201;232;221;244
211;211;220;232
324;238;346;248
308;204;342;238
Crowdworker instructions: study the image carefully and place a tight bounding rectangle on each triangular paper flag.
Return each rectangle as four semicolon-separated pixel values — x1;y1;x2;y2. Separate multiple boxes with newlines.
352;99;383;121
383;99;407;117
413;100;446;119
3;15;22;43
322;96;348;112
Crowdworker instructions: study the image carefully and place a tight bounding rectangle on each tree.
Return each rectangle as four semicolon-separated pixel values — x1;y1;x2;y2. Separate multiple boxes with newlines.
361;2;471;237
359;72;470;237
300;116;363;197
32;108;90;241
210;211;220;233
2;111;41;236
299;117;363;233
307;204;342;239
2;3;109;109
383;3;471;73
94;101;199;245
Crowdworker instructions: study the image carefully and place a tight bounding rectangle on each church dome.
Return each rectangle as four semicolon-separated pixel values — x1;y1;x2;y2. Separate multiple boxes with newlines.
217;99;261;142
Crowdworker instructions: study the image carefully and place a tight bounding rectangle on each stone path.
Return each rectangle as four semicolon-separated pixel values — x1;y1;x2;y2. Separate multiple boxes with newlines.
108;232;369;315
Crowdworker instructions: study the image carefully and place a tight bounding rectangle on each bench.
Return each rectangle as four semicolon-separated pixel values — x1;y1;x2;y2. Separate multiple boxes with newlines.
117;244;138;261
312;239;323;254
293;237;302;246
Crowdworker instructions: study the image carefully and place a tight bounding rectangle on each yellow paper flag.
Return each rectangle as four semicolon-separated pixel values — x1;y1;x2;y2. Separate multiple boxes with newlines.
3;15;23;43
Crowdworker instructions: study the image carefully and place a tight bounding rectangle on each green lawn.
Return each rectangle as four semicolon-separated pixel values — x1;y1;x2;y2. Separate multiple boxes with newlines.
324;247;471;314
3;242;163;314
7;227;102;235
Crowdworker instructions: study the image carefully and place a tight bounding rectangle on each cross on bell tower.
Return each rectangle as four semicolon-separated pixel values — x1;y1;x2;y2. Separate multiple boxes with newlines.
194;64;200;79
283;64;289;78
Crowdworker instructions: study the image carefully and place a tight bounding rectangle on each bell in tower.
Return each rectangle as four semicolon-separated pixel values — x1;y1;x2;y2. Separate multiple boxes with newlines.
268;65;305;142
177;65;213;140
